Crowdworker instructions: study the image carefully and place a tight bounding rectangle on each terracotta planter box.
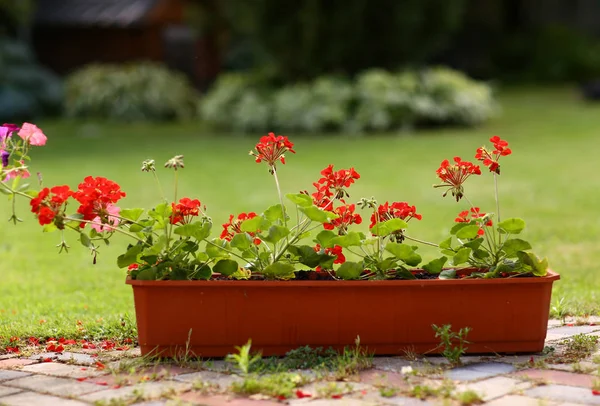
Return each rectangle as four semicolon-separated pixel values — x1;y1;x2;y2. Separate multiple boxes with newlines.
127;271;559;358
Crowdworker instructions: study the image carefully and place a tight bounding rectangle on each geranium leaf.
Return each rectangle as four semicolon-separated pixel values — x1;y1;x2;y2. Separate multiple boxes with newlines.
335;261;363;280
315;230;336;248
117;244;143;268
300;206;337;223
79;233;92;248
452;247;471;265
285;193;313;207
497;218;525;234
450;222;469;235
330;231;363;248
462;238;484;250
193;264;212;280
439;237;452;249
231;233;252;251
262;225;290;244
439;269;457;279
206;238;230;258
517;251;548;276
263;262;296;279
455;225;480;239
120;208;144;222
396;268;417;280
136;268;157;280
370;218;407;237
422;256;448;274
240;215;268;233
213;259;238;276
501;238;532;258
385;243;422;266
264;204;287;222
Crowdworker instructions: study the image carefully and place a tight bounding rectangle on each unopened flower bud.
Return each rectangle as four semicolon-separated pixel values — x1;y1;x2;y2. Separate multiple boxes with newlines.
164;155;184;170
141;159;155;172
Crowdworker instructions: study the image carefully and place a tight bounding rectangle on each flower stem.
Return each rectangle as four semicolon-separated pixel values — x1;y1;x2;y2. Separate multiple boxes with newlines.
271;167;287;228
403;234;439;248
494;172;502;245
64;217;151;246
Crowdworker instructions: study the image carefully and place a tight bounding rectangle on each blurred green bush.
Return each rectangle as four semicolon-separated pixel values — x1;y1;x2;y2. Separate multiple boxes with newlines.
200;67;497;133
65;63;199;122
0;38;63;122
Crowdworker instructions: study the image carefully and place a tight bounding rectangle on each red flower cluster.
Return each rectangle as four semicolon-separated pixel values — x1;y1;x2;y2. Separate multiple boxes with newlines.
220;212;262;245
324;204;362;235
314;165;360;201
369;201;422;229
475;136;511;174
435;157;481;201
169;198;201;225
455;207;493;236
29;185;73;227
72;176;126;225
249;132;295;169
314;243;346;271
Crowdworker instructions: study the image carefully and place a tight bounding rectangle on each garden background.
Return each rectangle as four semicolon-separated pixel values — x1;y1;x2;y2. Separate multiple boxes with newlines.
1;0;600;342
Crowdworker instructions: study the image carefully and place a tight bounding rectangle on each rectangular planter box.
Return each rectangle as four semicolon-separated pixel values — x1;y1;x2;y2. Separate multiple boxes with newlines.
127;271;559;357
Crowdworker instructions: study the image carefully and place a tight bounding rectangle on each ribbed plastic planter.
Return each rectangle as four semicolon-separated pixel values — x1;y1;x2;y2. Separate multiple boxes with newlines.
127;271;559;357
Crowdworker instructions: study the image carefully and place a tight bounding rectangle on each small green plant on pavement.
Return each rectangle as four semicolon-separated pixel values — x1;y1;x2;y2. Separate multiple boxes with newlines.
225;339;262;375
432;324;471;366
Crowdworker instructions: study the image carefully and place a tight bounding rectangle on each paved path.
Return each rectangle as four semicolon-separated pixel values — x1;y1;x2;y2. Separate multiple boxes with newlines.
1;318;599;405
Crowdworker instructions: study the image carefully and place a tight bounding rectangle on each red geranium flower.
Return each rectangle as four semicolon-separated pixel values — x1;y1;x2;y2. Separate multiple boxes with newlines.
316;165;360;200
220;212;262;245
314;244;346;272
29;185;73;228
434;157;481;201
72;176;125;227
370;201;422;229
169;197;202;225
475;136;511;174
455;207;493;236
324;204;362;235
249;132;295;170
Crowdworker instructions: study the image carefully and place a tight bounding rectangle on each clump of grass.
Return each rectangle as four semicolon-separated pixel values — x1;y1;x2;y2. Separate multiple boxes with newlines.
455;390;484;405
549;333;599;364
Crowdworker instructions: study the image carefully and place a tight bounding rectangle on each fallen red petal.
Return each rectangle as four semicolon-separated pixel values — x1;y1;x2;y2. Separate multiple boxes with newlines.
42;358;52;362
95;361;106;370
96;381;108;386
332;394;343;399
593;390;600;396
76;377;87;382
295;390;312;398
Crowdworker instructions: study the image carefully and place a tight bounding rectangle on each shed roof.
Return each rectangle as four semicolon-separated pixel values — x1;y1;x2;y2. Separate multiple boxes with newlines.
35;0;160;27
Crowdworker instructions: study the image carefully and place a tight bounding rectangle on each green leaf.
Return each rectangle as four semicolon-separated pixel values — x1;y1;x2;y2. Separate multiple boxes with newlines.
335;262;364;280
517;251;548;276
263;263;296;279
315;230;336;247
422;257;448;274
264;204;286;223
497;218;525;234
370;218;408;237
262;225;290;244
136;268;158;280
170;268;189;280
439;269;457;279
231;233;252;251
240;215;268;233
385;243;422;266
174;222;203;238
285;193;313;207
472;248;490;259
142;235;167;256
501;238;532;258
462;238;484;250
288;245;334;268
396;268;416;280
329;231;363;248
120;208;144;222
117;245;143;268
79;233;91;248
456;225;481;239
193;264;212;280
206;239;230;258
300;206;337;223
452;247;471;265
450;222;469;235
43;223;58;233
193;222;212;241
196;252;209;262
439;237;452;249
213;259;239;276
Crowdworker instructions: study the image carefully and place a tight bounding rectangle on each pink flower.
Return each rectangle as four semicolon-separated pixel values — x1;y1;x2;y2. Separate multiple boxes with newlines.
3;162;30;181
18;123;47;146
90;204;121;233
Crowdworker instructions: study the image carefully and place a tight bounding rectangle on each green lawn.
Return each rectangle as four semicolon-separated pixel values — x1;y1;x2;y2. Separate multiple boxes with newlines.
1;86;599;344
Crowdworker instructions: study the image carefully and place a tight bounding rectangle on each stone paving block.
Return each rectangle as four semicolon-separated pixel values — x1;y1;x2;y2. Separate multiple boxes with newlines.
0;385;22;397
545;325;600;341
350;389;434;406
512;368;596;387
201;359;235;373
174;370;243;389
0;371;30;382
358;370;410;389
294;381;372;398
0;359;36;370
445;362;515;381
0;391;89;406
56;352;97;366
178;393;282;405
291;399;375;406
131;402;168;406
456;376;531;401
4;374;102;397
548;320;563;328
485;394;559;406
21;362;105;379
526;383;600;405
79;380;191;403
28;352;60;362
371;357;412;372
493;354;546;365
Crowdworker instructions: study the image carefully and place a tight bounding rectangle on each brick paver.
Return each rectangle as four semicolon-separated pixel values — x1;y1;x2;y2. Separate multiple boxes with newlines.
0;322;599;405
